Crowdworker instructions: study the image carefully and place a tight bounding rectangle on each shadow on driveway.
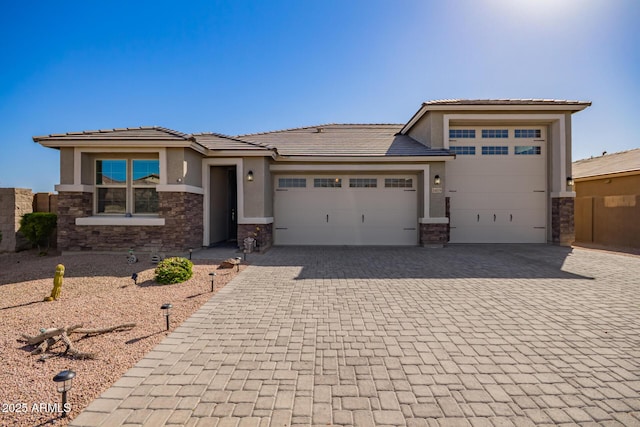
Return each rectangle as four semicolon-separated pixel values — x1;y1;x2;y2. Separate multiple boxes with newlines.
251;244;593;280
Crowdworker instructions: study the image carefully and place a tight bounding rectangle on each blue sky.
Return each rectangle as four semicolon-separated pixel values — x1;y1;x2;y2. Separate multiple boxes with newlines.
1;0;638;192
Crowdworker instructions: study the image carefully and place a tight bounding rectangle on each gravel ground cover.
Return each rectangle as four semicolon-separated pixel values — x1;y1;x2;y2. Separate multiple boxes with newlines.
0;250;242;426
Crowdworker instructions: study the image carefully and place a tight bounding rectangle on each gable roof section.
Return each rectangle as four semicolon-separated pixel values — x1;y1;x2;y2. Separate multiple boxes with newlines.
34;126;192;142
192;132;275;152
573;148;640;179
401;99;592;134
236;124;451;157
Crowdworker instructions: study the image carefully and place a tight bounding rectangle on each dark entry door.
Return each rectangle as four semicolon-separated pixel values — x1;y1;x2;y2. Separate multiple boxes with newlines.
227;168;238;242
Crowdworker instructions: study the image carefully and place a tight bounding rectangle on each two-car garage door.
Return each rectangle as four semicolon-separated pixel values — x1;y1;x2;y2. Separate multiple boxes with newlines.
274;175;418;245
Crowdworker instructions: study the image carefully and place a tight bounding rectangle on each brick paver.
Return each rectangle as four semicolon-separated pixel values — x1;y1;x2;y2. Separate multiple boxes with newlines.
71;245;640;426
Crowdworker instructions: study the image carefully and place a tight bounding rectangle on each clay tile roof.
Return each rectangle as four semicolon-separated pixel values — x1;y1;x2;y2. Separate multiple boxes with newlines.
192;132;275;151
573;148;640;178
236;124;451;157
33;126;192;141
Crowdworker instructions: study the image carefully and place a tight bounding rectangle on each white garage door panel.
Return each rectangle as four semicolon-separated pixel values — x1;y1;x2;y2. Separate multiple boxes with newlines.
274;175;418;245
447;127;547;243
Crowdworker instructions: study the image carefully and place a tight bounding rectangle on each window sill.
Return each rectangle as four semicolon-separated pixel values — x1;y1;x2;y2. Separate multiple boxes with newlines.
76;217;165;226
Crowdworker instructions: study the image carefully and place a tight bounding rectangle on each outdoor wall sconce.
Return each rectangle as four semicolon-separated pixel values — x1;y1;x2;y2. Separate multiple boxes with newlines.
209;272;216;292
247;170;254;182
161;303;172;331
434;175;441;185
131;273;138;285
567;176;574;187
53;369;75;418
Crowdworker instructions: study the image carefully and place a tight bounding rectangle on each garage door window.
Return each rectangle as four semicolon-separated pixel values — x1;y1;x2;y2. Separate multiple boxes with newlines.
314;178;342;188
482;146;509;155
449;129;475;139
515;129;541;138
450;146;476;155
482;129;508;138
278;178;306;188
515;146;541;155
349;178;377;188
385;178;413;188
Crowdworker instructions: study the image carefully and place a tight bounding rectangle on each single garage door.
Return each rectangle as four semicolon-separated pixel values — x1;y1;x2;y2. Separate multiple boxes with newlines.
274;174;418;245
447;127;547;243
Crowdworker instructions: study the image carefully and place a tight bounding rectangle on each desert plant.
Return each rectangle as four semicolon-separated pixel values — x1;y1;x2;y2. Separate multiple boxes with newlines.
154;257;193;284
18;212;57;255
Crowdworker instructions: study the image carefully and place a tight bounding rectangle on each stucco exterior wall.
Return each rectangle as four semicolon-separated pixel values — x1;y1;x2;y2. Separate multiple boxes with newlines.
429;162;446;218
167;148;203;187
60;148;74;185
243;157;269;218
575;174;640;249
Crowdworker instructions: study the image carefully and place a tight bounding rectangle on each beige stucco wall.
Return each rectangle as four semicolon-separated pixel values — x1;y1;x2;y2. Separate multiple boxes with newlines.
60;148;74;185
167;148;203;187
243;157;270;218
429;162;446;218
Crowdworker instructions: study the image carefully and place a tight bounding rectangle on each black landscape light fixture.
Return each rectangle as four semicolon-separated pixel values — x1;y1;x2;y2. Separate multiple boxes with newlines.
161;303;172;331
189;248;193;260
53;369;75;418
434;174;441;186
235;256;242;272
567;176;574;188
209;272;216;292
131;273;138;285
247;170;254;182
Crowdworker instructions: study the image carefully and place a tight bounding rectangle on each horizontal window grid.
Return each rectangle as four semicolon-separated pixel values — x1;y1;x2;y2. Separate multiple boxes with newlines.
278;178;306;188
349;178;377;188
314;178;342;188
384;178;413;188
449;129;476;139
482;129;508;138
450;146;476;155
481;146;509;155
515;146;542;155
515;129;542;138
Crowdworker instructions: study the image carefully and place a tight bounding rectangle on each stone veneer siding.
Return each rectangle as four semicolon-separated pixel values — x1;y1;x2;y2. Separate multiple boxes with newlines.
420;223;448;246
57;191;203;252
552;197;575;246
237;223;273;252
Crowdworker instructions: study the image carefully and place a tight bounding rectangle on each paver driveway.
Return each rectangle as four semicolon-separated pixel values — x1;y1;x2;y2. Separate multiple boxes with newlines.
72;245;640;427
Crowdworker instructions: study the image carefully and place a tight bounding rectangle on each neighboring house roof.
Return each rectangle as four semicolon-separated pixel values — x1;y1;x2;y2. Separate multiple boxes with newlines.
573;148;640;179
33;126;192;141
236;124;451;157
192;132;275;151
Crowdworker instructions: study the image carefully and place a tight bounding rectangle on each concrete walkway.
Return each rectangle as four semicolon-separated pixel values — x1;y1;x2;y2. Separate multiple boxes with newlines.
71;245;640;426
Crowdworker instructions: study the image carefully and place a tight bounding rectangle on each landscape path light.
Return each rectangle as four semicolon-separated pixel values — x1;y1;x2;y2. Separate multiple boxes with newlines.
209;272;217;292
131;273;138;285
53;369;75;418
161;303;172;331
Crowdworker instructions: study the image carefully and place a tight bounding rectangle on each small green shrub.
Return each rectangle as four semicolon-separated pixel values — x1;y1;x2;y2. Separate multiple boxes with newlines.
155;257;193;284
19;212;57;254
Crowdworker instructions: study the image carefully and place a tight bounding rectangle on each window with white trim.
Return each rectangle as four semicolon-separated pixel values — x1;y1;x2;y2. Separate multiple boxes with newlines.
96;159;159;214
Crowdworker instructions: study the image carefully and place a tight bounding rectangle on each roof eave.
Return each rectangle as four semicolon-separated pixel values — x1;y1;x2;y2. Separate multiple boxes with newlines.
400;102;592;135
